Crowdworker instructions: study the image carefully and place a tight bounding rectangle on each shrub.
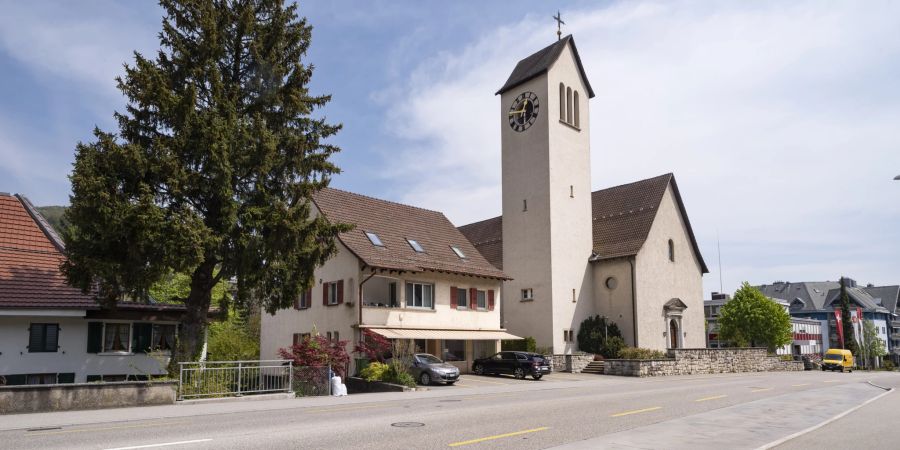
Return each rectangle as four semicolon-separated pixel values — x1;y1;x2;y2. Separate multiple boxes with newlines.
359;362;389;382
618;347;667;360
603;336;626;359
502;336;536;352
882;360;895;371
576;315;624;358
279;334;350;380
383;363;416;387
354;329;392;363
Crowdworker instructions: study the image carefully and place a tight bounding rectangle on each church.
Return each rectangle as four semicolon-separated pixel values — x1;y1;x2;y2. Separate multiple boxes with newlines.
458;35;708;354
260;34;708;368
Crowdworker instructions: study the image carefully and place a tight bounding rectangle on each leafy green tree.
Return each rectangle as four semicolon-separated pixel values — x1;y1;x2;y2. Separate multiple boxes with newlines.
63;0;347;363
718;282;792;353
207;312;260;361
860;320;887;369
838;277;859;355
577;315;623;358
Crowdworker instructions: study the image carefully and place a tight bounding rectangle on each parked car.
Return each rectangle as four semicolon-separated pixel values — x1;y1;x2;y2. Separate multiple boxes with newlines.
472;351;551;380
407;353;460;386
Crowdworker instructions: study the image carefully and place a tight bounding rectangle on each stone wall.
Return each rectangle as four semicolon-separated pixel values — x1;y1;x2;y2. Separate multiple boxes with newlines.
346;377;413;394
604;348;804;377
550;353;595;373
0;381;176;414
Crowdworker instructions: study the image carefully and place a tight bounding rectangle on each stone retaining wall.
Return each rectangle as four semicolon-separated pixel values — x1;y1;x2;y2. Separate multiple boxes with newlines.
0;381;176;414
550;353;595;373
604;348;804;377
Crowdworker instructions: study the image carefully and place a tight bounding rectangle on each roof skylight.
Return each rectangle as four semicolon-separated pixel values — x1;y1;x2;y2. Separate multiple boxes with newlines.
365;231;384;247
451;246;466;259
407;239;425;253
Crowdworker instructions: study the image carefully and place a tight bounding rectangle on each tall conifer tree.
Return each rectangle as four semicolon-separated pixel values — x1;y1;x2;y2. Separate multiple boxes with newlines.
839;277;858;354
63;0;347;363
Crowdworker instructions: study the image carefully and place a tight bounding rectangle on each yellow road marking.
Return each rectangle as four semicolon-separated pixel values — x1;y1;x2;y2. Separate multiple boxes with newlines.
307;404;384;413
27;421;177;436
792;383;811;387
610;406;662;417
448;427;549;447
751;388;772;393
695;395;727;402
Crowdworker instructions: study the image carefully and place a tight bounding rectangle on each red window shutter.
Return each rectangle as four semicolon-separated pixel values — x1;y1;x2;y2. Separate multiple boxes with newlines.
323;283;328;306
292;333;300;346
306;289;313;308
450;287;458;309
488;290;495;311
469;288;477;309
337;279;344;304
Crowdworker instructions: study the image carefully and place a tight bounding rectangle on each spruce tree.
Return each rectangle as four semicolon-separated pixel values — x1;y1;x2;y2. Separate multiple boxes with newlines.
839;277;858;354
63;0;348;363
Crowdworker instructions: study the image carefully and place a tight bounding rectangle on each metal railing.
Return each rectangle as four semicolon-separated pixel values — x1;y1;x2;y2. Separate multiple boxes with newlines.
178;360;294;400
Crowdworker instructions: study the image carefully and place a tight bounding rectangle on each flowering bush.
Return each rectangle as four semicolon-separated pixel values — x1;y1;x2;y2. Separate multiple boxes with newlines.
279;334;350;379
354;329;392;362
359;362;389;382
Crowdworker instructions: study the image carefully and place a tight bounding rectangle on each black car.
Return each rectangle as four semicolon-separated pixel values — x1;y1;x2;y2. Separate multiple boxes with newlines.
472;351;552;380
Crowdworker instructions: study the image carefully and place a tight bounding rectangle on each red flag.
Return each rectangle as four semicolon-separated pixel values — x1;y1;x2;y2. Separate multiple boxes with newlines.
834;309;844;348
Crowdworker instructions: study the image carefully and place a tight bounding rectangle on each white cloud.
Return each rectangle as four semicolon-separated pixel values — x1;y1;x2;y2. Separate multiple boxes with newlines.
377;1;900;295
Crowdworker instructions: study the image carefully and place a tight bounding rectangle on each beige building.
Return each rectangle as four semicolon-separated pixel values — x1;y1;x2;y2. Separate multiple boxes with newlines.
459;35;709;354
260;188;517;374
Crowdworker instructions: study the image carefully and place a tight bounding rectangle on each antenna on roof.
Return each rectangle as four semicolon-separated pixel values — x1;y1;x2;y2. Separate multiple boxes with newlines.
553;10;565;41
717;230;724;294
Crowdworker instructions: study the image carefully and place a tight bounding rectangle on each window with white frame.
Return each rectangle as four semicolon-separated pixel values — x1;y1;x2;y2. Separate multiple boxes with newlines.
477;290;487;310
405;282;434;308
521;288;534;301
151;324;176;351
326;281;339;305
456;288;468;309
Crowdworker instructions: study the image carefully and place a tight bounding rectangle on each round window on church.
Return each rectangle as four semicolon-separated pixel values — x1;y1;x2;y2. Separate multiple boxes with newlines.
605;277;618;290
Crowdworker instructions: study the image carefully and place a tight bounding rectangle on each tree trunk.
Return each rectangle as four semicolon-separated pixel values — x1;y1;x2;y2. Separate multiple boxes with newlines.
174;259;216;365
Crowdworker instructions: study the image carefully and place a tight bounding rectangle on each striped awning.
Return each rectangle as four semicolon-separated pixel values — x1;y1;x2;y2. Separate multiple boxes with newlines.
365;327;522;340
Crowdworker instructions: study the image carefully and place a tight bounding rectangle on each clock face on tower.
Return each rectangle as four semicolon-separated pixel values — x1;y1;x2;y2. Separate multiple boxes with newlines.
508;91;539;132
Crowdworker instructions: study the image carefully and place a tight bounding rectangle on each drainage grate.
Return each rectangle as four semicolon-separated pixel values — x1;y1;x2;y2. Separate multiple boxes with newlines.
391;422;425;428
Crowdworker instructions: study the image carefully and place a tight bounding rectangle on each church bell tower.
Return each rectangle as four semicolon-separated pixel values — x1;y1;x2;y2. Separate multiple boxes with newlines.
497;35;595;354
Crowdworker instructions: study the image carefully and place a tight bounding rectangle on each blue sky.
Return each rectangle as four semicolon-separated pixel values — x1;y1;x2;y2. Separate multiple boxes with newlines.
2;1;899;297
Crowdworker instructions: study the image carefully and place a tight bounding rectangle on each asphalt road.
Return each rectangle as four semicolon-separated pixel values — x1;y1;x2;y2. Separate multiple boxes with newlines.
3;370;898;450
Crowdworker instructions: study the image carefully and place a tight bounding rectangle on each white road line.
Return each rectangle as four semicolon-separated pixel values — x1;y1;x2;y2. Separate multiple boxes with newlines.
105;439;213;450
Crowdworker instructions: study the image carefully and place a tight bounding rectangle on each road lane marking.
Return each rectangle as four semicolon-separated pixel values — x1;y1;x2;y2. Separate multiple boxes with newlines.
610;406;662;417
823;380;840;383
459;377;512;385
695;395;727;402
105;439;213;450
448;427;549;447
28;422;178;436
792;383;811;387
751;388;773;393
307;404;384;413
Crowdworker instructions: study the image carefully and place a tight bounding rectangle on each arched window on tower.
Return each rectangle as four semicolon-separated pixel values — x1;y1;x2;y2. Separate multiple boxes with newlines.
668;239;675;262
573;91;580;128
559;83;566;122
566;87;573;125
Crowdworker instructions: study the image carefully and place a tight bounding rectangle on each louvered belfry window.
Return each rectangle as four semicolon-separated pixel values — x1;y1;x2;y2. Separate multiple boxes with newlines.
28;323;59;352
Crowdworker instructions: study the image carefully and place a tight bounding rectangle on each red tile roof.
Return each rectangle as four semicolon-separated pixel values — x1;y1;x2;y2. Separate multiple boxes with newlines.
0;194;97;309
312;188;509;280
458;173;708;273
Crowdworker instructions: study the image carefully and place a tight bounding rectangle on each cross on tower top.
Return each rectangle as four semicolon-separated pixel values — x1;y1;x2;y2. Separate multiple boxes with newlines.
553;10;565;40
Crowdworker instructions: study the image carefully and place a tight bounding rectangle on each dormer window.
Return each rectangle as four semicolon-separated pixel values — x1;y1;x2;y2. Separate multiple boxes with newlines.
451;246;466;259
407;239;425;253
365;231;384;247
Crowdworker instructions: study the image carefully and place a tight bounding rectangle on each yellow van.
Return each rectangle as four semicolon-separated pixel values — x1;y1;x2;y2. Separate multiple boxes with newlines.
821;349;853;372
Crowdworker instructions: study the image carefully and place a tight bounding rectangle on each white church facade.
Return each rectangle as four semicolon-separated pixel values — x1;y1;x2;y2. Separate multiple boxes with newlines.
260;35;708;365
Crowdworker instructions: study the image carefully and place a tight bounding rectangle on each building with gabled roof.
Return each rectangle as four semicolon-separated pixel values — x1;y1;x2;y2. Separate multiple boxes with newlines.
458;36;708;354
0;193;192;385
756;278;898;364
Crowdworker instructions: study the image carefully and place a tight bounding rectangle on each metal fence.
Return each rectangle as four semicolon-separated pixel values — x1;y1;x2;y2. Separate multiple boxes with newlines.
178;360;292;400
177;360;333;400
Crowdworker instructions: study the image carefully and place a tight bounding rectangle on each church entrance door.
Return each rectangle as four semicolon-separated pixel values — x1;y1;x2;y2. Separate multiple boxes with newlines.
669;320;679;349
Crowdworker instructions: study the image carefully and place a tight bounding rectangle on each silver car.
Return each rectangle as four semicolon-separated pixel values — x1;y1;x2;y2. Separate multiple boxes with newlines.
409;353;460;386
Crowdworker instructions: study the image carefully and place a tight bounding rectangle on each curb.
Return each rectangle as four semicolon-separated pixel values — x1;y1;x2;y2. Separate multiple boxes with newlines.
176;392;296;405
756;384;894;449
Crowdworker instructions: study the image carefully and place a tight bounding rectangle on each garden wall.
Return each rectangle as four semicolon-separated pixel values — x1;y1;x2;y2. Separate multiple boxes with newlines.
0;381;176;414
550;354;595;373
604;348;803;377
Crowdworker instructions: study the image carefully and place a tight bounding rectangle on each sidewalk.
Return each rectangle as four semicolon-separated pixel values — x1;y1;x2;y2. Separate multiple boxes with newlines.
549;382;893;450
